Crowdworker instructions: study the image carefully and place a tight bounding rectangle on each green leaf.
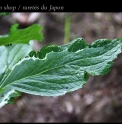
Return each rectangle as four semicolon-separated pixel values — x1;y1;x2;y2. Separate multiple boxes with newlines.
0;23;43;46
0;12;9;16
0;88;21;108
0;38;121;105
0;41;33;83
0;41;33;107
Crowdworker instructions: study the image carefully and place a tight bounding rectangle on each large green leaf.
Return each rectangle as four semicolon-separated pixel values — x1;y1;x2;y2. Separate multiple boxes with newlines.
0;38;122;106
0;23;43;46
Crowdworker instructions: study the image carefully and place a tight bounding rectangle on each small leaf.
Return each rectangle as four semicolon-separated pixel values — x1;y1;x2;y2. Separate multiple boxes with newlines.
0;88;21;108
0;12;9;16
0;24;43;46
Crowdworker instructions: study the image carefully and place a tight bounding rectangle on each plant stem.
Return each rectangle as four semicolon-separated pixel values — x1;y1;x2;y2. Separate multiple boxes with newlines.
64;14;71;44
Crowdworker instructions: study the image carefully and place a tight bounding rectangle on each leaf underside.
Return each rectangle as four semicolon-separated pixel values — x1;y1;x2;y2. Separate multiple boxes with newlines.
0;38;122;108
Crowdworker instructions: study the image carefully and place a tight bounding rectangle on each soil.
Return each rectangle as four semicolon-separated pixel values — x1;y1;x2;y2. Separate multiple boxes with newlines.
0;12;122;122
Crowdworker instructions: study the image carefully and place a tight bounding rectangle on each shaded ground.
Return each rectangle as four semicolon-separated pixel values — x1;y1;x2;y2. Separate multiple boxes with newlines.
0;12;122;122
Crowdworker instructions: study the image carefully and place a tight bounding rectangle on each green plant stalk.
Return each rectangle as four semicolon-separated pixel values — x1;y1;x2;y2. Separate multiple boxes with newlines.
64;14;71;44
